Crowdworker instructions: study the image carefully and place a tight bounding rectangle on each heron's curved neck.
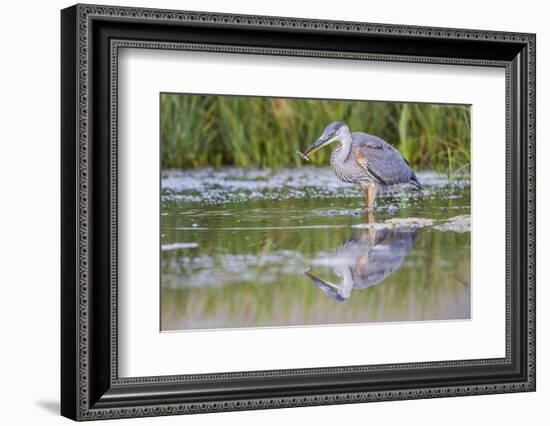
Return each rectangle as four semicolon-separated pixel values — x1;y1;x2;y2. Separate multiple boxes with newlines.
334;130;352;163
335;267;353;300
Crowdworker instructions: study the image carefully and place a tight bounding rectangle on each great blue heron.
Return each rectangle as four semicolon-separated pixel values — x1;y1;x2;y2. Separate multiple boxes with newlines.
299;122;422;210
305;228;418;301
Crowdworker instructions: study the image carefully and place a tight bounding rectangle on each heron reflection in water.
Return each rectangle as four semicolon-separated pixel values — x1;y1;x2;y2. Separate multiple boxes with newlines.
305;227;418;301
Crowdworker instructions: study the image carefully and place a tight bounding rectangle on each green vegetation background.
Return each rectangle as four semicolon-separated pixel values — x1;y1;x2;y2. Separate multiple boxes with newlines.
160;94;470;174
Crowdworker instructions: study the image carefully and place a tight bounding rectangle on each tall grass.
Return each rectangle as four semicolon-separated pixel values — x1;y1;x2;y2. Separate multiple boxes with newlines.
160;94;470;175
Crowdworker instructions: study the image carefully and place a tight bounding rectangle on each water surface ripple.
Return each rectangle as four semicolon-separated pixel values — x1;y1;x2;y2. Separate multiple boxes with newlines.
161;167;471;331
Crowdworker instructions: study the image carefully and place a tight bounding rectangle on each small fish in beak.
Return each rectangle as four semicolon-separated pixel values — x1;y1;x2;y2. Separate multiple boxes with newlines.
299;135;335;161
296;150;311;161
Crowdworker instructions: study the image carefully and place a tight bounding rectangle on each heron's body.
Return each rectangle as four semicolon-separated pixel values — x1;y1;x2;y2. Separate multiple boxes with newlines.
301;123;422;210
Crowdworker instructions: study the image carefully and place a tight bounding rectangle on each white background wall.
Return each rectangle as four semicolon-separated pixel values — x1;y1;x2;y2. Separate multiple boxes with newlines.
0;0;546;424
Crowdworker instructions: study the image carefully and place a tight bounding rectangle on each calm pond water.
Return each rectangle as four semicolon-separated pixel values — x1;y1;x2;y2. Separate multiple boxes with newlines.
161;167;470;331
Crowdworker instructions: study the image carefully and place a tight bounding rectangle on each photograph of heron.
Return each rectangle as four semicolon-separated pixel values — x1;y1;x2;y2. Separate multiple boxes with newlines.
160;93;471;331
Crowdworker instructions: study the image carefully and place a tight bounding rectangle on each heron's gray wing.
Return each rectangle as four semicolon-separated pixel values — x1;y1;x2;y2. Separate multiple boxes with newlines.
352;230;418;289
352;134;414;186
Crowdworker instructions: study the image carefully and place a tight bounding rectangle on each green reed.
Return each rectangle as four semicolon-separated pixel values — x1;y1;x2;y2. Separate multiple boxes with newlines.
160;94;471;176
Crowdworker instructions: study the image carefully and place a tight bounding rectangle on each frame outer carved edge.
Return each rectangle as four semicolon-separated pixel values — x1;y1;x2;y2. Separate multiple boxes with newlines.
74;4;536;420
111;39;510;383
77;4;90;419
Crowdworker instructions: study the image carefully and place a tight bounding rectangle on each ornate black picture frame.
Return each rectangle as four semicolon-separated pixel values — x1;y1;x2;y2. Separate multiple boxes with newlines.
61;3;536;421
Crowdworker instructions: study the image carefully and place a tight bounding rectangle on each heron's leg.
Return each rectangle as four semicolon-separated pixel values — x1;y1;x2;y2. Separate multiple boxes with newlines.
363;189;370;206
362;184;377;224
361;208;376;225
367;184;378;211
367;210;376;225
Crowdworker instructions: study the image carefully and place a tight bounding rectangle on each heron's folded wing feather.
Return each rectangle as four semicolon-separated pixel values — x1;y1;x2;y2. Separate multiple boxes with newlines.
353;138;413;185
352;145;386;185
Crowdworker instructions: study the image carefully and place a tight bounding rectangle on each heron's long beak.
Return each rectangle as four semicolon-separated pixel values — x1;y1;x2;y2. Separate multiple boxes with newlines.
305;269;338;290
304;268;347;302
300;135;337;159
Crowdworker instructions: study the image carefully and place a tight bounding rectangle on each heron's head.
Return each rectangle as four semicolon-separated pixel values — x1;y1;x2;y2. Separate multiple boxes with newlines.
300;122;350;159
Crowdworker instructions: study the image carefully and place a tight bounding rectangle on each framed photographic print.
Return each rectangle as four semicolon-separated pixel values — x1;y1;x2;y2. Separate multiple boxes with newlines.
61;4;536;421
